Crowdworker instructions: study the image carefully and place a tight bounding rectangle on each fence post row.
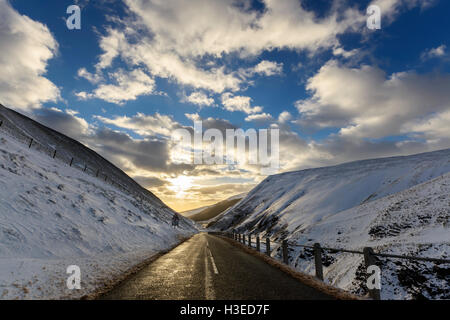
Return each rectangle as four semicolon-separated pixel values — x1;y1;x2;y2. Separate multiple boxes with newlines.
313;243;324;281
0;123;138;198
282;240;289;264
225;231;449;301
363;247;381;300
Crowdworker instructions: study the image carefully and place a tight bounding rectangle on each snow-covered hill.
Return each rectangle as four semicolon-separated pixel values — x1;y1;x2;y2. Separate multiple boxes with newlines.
0;107;197;299
0;104;164;207
210;149;450;299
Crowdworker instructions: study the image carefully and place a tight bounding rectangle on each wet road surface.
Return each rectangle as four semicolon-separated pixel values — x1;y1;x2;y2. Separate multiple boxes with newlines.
101;233;333;300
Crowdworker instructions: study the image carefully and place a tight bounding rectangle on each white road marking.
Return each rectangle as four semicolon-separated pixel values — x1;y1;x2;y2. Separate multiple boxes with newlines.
208;248;219;274
204;240;216;300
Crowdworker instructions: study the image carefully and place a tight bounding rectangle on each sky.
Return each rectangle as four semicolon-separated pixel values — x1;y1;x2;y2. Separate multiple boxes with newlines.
1;0;449;211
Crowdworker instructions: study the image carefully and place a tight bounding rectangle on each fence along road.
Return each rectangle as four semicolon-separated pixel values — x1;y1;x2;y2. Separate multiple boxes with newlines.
101;233;333;300
229;232;450;300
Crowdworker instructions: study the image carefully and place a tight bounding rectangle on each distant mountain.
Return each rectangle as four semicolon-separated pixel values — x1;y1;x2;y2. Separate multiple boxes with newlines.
209;148;450;299
0;104;197;299
182;193;246;222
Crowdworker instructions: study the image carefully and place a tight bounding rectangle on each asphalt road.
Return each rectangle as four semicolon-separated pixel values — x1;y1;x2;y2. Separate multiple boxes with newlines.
101;233;333;300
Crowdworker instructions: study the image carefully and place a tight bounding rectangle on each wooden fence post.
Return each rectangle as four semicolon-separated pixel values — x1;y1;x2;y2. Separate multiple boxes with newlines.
256;236;260;252
248;235;251;247
83;164;87;172
0;120;3;127
266;238;271;256
363;247;381;300
243;234;246;246
314;243;324;281
28;138;33;148
52;150;57;159
69;158;74;167
105;175;108;182
282;240;289;264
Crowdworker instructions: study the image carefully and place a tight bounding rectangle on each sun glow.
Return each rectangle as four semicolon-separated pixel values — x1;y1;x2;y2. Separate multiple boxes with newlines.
168;176;193;197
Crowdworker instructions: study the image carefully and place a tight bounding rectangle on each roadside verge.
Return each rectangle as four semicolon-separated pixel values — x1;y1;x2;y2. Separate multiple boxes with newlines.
82;234;195;300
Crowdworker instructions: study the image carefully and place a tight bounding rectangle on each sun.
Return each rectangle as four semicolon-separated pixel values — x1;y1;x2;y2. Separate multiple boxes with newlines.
168;176;193;197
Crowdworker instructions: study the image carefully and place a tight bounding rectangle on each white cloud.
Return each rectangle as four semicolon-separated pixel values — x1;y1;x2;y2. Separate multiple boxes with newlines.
76;0;430;97
245;113;273;122
421;45;447;60
77;68;102;84
184;113;201;122
221;93;262;114
94;112;178;137
295;60;450;146
84;0;372;94
0;0;60;111
370;0;436;23
251;60;283;76
183;91;214;107
332;46;358;58
76;69;155;104
278;111;292;123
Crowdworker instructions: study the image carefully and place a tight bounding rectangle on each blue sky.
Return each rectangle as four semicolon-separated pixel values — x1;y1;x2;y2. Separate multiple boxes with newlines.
1;0;450;210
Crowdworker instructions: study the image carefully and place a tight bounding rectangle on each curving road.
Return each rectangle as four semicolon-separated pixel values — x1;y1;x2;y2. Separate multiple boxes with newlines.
100;233;333;300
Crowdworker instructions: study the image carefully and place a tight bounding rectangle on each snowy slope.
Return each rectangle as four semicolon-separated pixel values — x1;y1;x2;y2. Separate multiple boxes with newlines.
288;174;450;299
211;148;450;234
210;149;450;299
0;126;197;299
0;104;164;207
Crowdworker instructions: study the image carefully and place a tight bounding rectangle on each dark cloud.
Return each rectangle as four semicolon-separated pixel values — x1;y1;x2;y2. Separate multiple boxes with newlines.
33;108;89;140
32;108;195;175
134;176;168;188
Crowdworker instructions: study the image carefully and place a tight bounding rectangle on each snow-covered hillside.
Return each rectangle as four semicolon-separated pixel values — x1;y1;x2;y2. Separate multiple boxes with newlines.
210;149;450;299
0;104;164;207
0;123;197;299
290;174;449;299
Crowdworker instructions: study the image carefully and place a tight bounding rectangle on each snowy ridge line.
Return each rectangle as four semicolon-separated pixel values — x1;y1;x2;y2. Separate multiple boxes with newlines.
0;113;156;207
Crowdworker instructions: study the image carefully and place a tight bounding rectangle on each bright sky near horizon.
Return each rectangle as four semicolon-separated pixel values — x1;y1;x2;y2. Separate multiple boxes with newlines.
1;0;449;211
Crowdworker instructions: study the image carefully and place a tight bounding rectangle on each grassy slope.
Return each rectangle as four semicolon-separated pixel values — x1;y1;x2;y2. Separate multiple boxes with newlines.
188;198;242;222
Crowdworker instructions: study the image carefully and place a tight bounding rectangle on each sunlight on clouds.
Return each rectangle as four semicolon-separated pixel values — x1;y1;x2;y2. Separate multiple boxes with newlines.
167;176;193;198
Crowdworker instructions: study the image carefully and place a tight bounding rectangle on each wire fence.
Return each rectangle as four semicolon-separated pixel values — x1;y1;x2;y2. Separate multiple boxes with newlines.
0;114;152;204
215;231;450;300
